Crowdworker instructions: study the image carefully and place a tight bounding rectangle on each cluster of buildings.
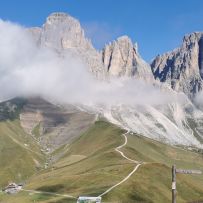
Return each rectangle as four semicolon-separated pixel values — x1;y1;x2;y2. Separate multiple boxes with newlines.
2;183;23;194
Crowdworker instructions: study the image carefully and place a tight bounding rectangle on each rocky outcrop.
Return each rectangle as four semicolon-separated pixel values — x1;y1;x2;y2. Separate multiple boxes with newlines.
198;36;203;78
28;13;203;97
20;98;95;151
28;12;104;78
28;12;203;96
28;12;155;81
40;12;92;50
102;36;153;81
151;32;203;96
20;110;43;135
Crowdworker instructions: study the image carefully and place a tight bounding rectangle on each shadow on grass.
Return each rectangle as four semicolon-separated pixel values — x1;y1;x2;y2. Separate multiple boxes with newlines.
37;184;65;193
32;193;52;201
48;197;76;203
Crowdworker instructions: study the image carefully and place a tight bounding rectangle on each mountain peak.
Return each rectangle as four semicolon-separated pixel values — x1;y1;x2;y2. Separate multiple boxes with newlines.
45;12;79;26
28;12;106;78
117;35;131;41
102;35;153;80
29;12;154;80
29;11;96;53
116;35;139;54
151;31;203;96
48;12;68;17
47;12;69;19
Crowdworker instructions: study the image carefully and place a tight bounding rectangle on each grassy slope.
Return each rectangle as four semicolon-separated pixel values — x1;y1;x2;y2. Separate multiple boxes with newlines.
106;134;203;203
1;121;203;203
0;119;45;187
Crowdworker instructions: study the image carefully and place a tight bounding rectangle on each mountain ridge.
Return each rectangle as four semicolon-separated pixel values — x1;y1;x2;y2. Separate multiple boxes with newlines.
151;32;203;97
1;11;203;203
28;12;155;81
25;12;203;148
28;12;203;98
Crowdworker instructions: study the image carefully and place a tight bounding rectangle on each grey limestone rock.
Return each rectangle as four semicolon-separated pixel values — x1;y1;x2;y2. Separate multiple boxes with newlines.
151;32;203;97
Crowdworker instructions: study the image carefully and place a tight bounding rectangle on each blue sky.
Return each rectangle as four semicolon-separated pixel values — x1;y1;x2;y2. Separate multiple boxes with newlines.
0;0;203;61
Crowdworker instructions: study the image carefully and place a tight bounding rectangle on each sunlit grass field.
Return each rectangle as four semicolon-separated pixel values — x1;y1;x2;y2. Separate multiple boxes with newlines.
0;121;203;203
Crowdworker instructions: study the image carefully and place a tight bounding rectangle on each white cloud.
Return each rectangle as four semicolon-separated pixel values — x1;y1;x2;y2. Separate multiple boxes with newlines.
0;19;181;107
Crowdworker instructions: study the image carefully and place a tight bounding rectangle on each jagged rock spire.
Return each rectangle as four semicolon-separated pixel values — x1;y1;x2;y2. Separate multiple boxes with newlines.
151;32;203;96
102;35;154;81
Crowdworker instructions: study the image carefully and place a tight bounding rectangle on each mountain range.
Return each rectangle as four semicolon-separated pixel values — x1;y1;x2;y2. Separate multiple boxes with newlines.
27;12;203;148
29;12;203;94
1;12;203;203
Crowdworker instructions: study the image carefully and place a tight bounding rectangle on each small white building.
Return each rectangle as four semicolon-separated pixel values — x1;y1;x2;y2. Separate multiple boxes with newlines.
3;183;22;194
77;196;101;203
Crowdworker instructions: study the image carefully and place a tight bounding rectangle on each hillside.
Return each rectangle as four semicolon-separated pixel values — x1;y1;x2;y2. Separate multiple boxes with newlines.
0;97;95;187
19;97;96;152
1;121;203;203
0;98;45;187
0;119;45;187
1;7;203;203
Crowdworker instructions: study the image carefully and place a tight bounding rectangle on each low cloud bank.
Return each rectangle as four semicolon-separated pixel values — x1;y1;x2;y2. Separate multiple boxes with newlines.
0;19;181;106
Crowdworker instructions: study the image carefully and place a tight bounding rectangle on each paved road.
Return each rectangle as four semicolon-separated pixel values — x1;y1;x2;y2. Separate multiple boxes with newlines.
99;131;143;197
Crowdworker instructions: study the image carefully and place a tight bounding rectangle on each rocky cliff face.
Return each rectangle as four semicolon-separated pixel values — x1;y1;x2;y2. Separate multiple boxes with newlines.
29;12;92;50
102;36;153;81
29;12;104;78
20;98;95;152
41;13;92;50
151;32;203;97
11;12;203;148
29;12;154;81
28;12;203;97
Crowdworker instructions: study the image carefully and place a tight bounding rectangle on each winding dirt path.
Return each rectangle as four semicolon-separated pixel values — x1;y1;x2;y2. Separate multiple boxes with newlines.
99;131;143;197
21;131;142;200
